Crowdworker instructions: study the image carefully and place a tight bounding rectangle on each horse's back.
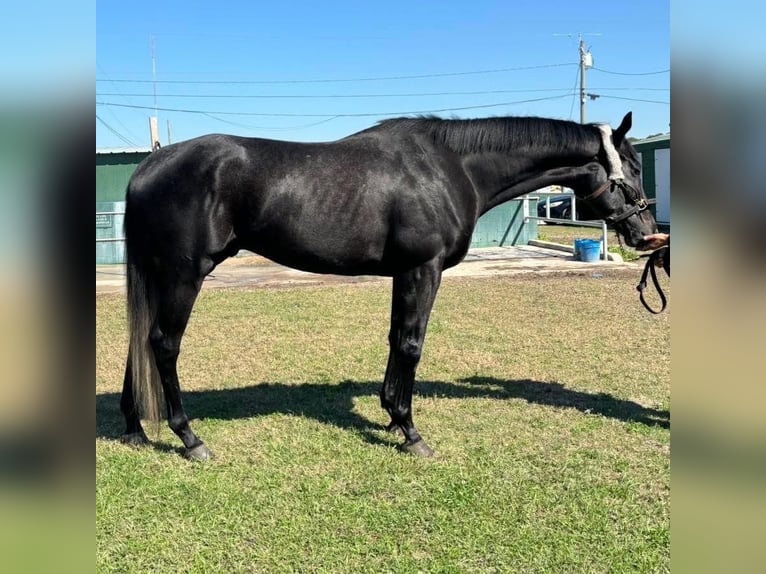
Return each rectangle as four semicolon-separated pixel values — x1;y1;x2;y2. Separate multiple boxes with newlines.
235;133;478;274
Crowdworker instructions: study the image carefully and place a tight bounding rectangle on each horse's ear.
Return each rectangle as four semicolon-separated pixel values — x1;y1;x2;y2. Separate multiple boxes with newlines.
613;112;632;145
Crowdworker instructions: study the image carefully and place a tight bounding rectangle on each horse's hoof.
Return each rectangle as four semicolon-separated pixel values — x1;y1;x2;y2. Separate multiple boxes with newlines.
400;439;434;458
120;431;149;447
184;443;214;461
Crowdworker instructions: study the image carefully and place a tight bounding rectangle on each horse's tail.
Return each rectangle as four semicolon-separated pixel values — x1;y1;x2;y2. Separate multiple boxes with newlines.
125;197;164;424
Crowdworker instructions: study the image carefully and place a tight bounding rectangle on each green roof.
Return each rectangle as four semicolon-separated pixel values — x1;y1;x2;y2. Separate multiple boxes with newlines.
632;133;670;146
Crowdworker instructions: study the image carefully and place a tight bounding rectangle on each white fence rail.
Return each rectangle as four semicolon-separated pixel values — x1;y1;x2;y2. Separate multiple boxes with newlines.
522;191;609;260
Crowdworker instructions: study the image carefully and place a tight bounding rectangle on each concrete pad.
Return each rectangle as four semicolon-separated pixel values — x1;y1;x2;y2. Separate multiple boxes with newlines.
96;245;640;295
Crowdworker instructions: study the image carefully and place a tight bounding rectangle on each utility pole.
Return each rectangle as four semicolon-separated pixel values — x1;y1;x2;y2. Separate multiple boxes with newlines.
167;119;173;145
578;34;594;124
556;33;598;124
579;36;587;124
149;117;160;151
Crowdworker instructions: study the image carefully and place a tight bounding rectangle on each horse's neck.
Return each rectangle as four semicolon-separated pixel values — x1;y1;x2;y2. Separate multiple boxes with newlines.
468;142;600;213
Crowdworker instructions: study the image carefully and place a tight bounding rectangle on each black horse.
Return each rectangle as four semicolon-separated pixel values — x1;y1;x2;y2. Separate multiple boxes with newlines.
121;112;657;460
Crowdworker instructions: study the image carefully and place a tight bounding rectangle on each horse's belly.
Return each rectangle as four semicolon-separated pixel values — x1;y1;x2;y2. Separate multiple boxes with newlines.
240;225;390;276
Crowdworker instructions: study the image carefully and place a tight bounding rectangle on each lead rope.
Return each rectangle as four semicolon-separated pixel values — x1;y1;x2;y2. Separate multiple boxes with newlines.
636;246;670;314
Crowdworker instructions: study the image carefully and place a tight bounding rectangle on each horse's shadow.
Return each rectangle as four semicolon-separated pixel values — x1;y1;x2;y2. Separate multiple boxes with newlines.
97;377;669;452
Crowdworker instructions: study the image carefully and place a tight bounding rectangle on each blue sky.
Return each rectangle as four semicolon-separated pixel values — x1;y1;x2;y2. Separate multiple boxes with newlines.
96;1;669;149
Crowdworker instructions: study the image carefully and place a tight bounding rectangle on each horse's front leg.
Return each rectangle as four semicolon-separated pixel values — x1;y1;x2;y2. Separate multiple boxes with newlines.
380;256;443;457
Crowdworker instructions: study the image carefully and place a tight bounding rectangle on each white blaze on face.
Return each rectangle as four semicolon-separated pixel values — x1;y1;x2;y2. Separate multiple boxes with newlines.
597;124;624;181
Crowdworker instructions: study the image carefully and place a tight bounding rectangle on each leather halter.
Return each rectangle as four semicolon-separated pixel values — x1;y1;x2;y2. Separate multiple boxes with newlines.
581;180;612;202
580;178;656;225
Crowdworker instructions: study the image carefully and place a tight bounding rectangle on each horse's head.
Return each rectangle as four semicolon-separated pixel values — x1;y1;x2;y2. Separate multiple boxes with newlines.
572;112;658;250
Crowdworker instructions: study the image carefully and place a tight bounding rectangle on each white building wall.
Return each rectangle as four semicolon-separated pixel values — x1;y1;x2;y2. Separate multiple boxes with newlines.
654;148;670;224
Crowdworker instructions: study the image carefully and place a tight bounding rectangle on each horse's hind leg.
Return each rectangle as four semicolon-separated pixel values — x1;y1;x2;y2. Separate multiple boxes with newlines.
149;273;212;461
380;256;443;457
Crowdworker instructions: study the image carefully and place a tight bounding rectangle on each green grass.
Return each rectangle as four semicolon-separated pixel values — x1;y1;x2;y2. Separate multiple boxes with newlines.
97;274;669;573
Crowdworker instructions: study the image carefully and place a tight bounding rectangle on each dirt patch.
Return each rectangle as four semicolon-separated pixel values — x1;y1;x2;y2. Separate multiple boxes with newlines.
222;254;273;267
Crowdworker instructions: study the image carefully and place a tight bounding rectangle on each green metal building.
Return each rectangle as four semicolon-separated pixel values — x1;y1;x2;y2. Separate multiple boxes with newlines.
469;200;538;248
96;148;150;264
633;133;670;229
96;147;536;264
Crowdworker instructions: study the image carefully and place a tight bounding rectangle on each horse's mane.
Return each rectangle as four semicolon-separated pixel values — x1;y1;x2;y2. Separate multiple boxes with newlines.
361;115;601;156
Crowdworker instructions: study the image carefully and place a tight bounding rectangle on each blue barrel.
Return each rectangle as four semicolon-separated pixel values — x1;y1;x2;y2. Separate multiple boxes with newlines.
573;238;584;260
578;239;601;262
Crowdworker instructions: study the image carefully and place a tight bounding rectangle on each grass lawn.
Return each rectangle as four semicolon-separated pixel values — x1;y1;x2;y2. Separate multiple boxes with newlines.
97;273;669;573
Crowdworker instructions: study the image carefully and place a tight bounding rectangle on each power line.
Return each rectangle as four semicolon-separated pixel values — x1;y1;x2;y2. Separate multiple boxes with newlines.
95;86;669;99
96;114;139;146
588;87;669;91
96;63;147;144
96;88;578;99
103;105;145;145
594;94;670;105
97;62;139;105
201;113;341;132
566;65;580;121
95;62;577;85
97;94;574;118
592;67;669;76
